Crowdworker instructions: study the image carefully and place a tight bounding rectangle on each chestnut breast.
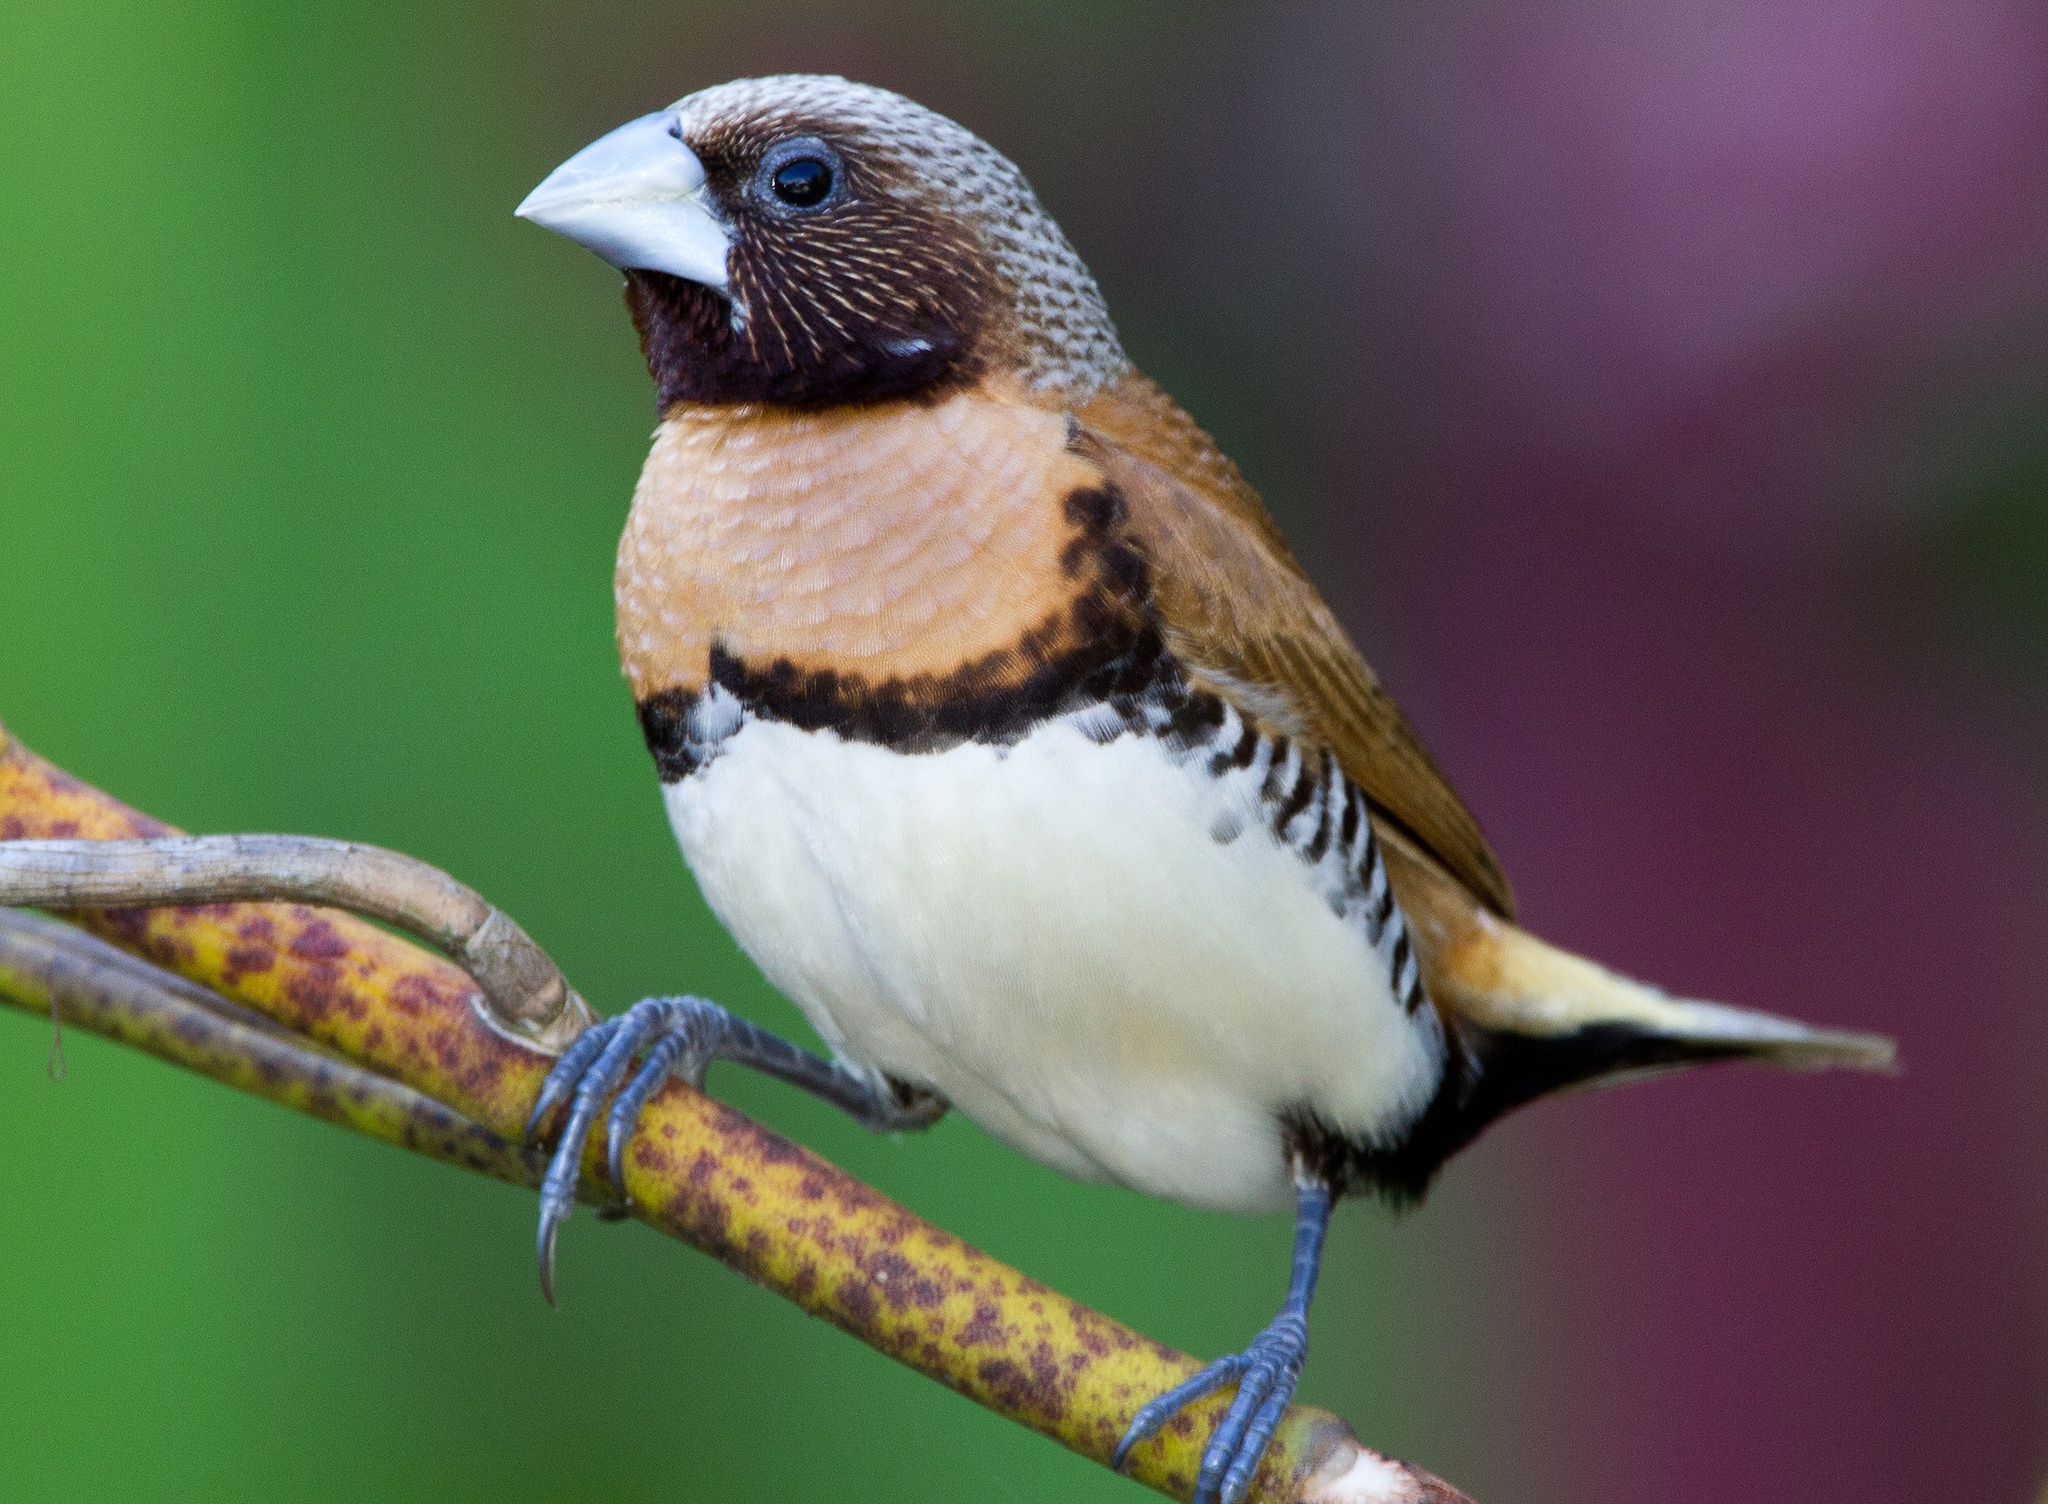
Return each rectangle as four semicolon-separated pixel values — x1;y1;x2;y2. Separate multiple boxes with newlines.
615;385;1133;708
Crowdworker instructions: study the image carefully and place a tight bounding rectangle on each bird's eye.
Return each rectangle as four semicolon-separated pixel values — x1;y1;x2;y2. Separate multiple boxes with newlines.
771;157;834;208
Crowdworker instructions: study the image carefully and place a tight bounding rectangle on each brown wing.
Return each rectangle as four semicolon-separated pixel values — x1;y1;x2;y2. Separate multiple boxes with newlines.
1074;372;1517;919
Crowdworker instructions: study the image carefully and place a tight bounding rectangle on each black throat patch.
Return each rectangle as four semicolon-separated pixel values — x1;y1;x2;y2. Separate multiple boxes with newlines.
625;268;988;413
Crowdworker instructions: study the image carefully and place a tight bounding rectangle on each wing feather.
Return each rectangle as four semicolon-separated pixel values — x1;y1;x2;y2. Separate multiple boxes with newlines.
1075;373;1517;918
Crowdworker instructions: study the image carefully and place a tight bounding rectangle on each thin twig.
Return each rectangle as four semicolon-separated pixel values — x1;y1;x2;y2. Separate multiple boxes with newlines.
0;721;1471;1504
0;835;592;1050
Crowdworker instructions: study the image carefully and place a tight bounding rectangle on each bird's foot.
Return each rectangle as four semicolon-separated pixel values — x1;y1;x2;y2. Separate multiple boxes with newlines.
1113;1307;1310;1504
522;994;731;1303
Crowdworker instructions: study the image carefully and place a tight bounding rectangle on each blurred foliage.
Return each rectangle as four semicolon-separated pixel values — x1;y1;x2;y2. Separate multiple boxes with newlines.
1927;429;2048;673
0;3;1513;1500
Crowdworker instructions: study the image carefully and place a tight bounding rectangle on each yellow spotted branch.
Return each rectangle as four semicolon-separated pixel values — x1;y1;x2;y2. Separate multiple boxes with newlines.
0;722;1469;1504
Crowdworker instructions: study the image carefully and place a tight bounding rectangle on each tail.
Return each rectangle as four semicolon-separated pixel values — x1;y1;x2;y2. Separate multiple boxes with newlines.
1366;828;1896;1201
1438;913;1898;1092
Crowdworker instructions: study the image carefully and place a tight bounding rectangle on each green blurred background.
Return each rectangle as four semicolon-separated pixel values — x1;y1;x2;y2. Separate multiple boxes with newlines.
4;3;2043;1501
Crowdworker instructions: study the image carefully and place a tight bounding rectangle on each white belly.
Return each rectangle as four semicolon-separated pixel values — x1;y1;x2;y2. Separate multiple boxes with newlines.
663;715;1440;1214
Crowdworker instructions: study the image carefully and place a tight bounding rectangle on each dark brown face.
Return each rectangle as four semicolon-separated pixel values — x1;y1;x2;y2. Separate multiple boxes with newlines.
627;121;999;412
521;78;1125;413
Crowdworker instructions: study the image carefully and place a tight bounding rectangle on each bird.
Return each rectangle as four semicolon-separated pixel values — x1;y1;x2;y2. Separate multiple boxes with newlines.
513;75;1895;1504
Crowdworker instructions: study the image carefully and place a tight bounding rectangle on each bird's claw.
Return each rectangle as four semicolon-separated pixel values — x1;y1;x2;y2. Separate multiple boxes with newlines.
1113;1310;1310;1504
521;994;728;1304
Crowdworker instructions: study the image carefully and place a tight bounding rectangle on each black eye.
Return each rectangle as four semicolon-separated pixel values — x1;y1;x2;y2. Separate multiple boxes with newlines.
771;156;834;208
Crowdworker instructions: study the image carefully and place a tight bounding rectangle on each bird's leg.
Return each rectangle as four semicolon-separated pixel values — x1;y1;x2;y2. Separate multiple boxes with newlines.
1114;1173;1335;1504
523;994;946;1301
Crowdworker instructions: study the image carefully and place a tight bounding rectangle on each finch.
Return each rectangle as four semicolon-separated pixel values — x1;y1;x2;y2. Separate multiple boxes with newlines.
515;75;1893;1504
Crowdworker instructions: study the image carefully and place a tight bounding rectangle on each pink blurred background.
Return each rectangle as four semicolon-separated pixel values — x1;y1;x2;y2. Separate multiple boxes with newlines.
1245;4;2048;1499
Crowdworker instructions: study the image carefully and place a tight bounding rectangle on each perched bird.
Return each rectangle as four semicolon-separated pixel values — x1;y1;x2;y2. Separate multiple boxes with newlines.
515;75;1894;1504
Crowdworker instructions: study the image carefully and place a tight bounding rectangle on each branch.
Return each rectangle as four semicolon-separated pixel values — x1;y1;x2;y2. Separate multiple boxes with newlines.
0;721;1471;1504
0;907;545;1191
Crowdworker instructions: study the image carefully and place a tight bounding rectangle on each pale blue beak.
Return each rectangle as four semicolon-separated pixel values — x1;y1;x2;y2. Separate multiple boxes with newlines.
516;110;732;291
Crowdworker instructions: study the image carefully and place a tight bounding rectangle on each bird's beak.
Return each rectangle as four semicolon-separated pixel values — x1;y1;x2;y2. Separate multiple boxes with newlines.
516;110;732;291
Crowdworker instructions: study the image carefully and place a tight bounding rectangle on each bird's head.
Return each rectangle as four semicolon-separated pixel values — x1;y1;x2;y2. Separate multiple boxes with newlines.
518;75;1127;412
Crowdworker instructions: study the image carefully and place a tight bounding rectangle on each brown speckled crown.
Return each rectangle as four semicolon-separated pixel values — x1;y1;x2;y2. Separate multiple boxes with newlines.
629;75;1129;412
